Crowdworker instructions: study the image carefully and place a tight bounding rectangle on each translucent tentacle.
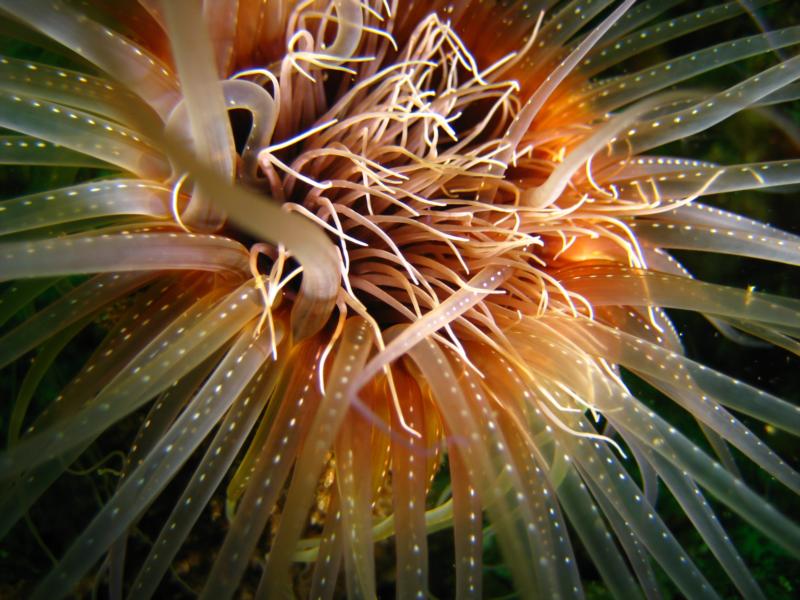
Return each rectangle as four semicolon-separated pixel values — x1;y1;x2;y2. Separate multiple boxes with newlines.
556;467;644;600
615;393;800;555
163;0;234;231
561;266;800;332
308;491;344;600
390;370;430;600
579;0;684;55
578;459;663;599
606;348;800;494
254;318;373;600
0;179;172;235
640;442;766;599
571;322;800;556
7;316;89;444
0;136;108;167
586;26;800;113
447;445;483;600
619;54;800;155
220;79;277;179
128;346;283;600
496;0;636;168
719;318;800;356
537;0;617;51
320;0;365;65
525;94;681;208
0;53;148;125
154;133;341;341
121;352;222;484
403;338;539;597
107;345;224;598
202;338;324;600
0;0;180;117
203;0;240;76
564;416;720;599
579;0;776;78
0;272;154;369
0;276;218;538
501;416;584;599
32;275;223;430
347;265;510;405
334;407;377;599
30;323;272;600
0;283;263;478
0;90;168;178
611;159;800;201
629;219;800;267
0;231;251;282
557;317;800;436
663;201;800;243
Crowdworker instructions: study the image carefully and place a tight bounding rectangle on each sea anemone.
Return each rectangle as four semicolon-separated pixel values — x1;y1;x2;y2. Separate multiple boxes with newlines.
0;0;799;597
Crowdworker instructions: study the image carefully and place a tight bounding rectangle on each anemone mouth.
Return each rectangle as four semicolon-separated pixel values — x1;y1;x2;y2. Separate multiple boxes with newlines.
179;7;605;349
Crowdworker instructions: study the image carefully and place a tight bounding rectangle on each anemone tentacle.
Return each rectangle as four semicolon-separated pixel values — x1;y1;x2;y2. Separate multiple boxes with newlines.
0;1;798;598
